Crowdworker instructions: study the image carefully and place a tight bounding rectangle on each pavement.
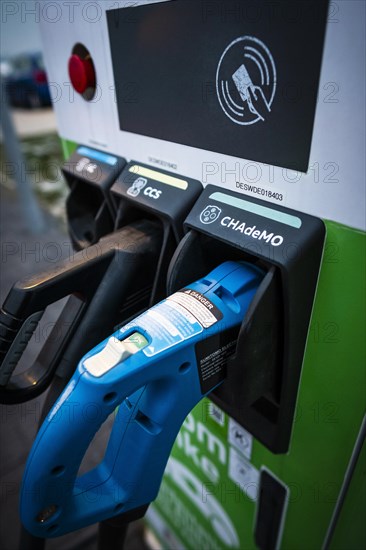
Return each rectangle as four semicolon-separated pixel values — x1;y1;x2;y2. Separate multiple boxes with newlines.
0;108;58;140
0;187;149;550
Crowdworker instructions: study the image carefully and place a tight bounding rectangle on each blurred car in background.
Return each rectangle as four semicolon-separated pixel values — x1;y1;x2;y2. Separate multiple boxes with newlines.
4;52;51;109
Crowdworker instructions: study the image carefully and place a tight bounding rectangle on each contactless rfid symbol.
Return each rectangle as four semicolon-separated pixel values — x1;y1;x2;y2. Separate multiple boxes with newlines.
200;205;222;224
216;36;277;125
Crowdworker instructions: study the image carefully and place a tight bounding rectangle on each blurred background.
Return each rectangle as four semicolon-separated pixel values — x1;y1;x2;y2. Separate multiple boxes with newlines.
0;2;67;226
0;5;149;550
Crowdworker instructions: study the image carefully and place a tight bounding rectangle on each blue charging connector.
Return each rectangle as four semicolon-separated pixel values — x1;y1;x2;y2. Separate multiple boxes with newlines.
20;261;263;537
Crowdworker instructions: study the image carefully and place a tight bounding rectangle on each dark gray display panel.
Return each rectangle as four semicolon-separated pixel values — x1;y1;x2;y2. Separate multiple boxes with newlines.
108;0;329;172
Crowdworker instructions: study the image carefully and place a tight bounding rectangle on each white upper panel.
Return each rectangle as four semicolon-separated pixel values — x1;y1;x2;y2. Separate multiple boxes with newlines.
40;1;365;230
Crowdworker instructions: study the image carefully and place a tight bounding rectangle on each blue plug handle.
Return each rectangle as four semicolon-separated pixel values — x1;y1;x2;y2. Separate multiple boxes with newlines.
20;261;263;537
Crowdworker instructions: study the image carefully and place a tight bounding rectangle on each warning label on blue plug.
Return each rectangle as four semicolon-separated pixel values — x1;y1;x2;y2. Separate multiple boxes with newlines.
123;289;222;358
167;289;222;328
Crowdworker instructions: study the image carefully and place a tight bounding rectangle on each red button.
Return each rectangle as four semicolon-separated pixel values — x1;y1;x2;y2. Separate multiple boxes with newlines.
68;54;96;94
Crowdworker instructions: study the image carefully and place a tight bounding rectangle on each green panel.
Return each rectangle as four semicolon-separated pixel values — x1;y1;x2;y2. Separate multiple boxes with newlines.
329;429;366;550
146;220;366;549
60;138;77;160
278;220;366;548
147;400;260;550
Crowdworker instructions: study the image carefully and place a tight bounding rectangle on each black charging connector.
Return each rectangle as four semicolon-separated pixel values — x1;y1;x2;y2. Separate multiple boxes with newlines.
111;160;202;305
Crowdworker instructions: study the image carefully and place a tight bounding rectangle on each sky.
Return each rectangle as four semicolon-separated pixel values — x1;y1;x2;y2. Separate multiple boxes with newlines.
0;1;43;58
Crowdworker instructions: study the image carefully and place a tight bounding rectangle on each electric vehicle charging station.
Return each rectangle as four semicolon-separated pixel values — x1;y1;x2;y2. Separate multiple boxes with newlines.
1;0;365;549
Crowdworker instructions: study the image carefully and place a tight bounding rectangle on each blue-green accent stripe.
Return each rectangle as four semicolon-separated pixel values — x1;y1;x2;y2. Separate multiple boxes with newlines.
209;192;302;229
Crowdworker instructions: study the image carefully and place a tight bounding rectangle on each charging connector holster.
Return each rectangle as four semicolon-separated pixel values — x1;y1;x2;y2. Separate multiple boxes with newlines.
167;185;325;453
